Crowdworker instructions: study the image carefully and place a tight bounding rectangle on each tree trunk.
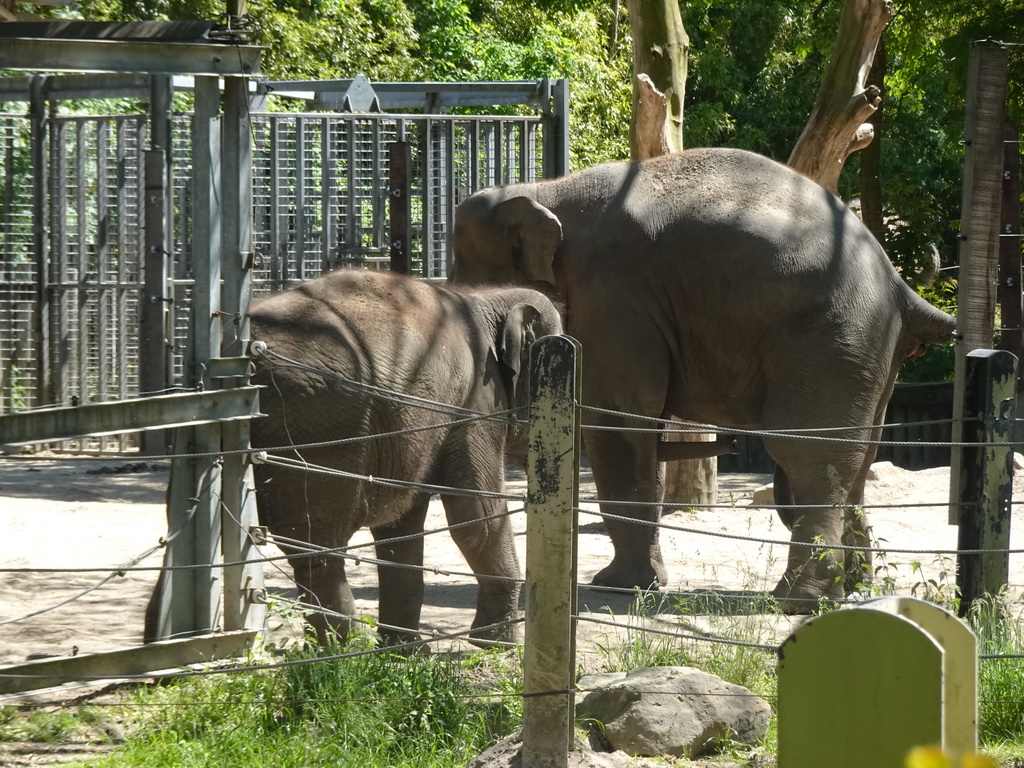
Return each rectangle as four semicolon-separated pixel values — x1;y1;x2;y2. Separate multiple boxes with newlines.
662;423;717;506
626;0;713;506
788;0;894;191
859;35;886;244
625;0;688;159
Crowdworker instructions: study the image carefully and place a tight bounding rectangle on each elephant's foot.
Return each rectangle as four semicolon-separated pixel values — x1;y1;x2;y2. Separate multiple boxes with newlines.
379;626;428;651
771;571;844;616
469;611;521;648
590;556;665;591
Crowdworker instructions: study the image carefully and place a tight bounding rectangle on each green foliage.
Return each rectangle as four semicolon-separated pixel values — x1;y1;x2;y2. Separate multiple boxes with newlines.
78;643;518;768
968;592;1024;746
0;704;110;743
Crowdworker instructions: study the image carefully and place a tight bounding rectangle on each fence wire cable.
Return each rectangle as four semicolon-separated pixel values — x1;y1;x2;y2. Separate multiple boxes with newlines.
577;506;1024;556
579;405;993;448
258;347;525;425
0;461;219;624
261;453;524;501
0;619;526;684
576;614;780;651
274;596;519;650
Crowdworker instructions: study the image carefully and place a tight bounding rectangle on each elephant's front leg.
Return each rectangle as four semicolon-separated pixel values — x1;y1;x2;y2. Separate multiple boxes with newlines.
372;493;431;647
286;548;356;643
585;428;666;589
440;493;521;646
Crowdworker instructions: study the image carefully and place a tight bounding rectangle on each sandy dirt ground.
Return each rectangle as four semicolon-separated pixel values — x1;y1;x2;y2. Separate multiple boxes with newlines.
2;455;1024;680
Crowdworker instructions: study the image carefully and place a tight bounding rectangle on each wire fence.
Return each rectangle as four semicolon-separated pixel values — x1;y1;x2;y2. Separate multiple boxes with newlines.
1;371;1023;709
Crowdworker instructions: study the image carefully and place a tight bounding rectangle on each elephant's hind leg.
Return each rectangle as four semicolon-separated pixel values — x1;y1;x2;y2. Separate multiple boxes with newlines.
372;493;431;647
764;437;869;614
440;492;522;646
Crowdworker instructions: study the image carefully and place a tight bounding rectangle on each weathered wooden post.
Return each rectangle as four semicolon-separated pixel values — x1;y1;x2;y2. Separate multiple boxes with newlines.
778;597;977;767
522;335;581;768
950;42;1009;516
955;348;1017;616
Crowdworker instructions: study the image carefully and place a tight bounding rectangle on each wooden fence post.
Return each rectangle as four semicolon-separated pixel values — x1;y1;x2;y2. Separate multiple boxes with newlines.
522;335;581;768
955;348;1017;616
950;42;1009;517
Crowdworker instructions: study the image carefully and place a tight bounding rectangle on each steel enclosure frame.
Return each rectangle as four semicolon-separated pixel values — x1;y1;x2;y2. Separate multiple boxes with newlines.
0;76;569;450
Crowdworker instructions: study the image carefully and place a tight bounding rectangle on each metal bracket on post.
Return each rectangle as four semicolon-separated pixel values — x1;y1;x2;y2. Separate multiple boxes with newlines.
955;348;1017;616
522;334;581;768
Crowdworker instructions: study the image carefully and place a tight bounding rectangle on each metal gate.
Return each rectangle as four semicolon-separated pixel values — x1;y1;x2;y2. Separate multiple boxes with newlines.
0;76;568;451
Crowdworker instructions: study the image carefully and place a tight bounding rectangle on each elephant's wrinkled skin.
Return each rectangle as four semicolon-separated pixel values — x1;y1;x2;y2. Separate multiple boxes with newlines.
249;269;562;644
449;147;956;611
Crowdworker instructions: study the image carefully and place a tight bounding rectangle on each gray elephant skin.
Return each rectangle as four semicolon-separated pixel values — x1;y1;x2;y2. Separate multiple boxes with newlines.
449;146;956;611
249;268;562;644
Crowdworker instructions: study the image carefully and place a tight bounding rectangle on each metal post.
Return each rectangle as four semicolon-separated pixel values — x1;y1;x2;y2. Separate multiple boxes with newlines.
219;70;266;635
139;150;170;453
389;140;411;274
542;78;570;179
29;74;50;407
950;43;1009;518
156;75;225;640
955;348;1017;616
522;335;581;768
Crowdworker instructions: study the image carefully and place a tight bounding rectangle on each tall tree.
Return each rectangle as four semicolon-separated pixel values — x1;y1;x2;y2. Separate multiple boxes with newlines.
625;0;688;159
787;0;894;191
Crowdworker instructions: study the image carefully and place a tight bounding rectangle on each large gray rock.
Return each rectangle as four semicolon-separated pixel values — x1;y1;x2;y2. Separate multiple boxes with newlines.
576;666;771;758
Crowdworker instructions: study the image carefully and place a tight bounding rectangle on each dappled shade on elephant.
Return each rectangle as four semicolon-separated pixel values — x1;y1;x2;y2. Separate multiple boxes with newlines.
248;269;562;644
449;147;956;613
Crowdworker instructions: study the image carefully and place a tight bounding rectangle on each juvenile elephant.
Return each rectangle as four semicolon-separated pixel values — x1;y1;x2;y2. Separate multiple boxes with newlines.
248;268;562;645
450;147;956;611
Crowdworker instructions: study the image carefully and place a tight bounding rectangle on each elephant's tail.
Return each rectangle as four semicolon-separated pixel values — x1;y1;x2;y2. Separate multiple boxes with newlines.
902;294;957;358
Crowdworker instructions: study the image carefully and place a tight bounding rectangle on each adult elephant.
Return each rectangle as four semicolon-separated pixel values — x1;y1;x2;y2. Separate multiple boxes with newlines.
449;147;956;612
248;268;563;645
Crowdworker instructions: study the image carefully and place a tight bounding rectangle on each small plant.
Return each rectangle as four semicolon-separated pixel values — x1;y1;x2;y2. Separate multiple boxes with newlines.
909;555;960;613
595;590;695;672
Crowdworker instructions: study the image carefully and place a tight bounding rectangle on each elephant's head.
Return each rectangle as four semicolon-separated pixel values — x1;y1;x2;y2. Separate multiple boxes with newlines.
451;192;564;288
490;291;563;460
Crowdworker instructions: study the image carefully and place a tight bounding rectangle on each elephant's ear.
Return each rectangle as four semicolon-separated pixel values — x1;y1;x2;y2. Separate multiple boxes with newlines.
500;303;543;391
494;197;562;285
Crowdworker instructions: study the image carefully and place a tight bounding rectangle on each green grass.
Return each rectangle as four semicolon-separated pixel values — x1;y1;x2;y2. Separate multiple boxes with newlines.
5;591;1024;766
969;593;1024;747
55;639;521;768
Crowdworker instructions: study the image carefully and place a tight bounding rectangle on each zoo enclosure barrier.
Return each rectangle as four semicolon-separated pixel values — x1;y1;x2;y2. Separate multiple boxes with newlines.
2;335;1023;765
0;74;569;446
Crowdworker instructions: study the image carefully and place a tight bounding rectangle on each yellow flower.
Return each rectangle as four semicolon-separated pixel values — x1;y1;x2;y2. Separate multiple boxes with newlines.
904;747;997;768
960;754;998;768
905;746;951;768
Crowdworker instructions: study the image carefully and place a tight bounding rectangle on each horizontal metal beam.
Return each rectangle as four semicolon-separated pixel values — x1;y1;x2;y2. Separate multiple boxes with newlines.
0;38;261;76
0;73;152;102
266;79;550;110
0;387;262;446
0;21;219;41
0;631;258;696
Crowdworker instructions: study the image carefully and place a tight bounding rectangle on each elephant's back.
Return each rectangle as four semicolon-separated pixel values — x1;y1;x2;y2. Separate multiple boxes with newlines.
248;268;472;440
